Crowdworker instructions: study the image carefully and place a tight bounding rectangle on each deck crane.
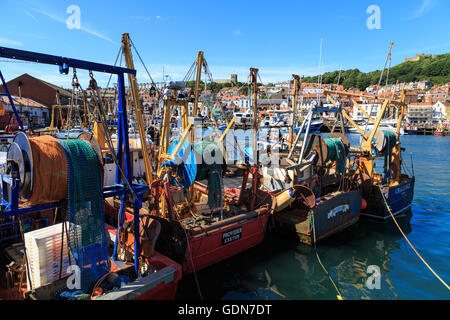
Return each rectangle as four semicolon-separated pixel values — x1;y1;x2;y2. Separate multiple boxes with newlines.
159;50;213;169
121;33;153;186
191;51;204;117
236;68;262;211
0;45;148;277
324;87;407;184
323;77;414;219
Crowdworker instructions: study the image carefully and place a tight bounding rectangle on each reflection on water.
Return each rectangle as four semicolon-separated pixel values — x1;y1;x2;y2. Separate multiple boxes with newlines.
177;212;414;300
175;135;450;300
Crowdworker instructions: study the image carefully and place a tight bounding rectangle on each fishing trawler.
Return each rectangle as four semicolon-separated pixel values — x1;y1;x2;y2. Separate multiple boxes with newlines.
101;48;277;284
0;43;182;300
324;86;415;220
261;75;363;244
323;43;414;220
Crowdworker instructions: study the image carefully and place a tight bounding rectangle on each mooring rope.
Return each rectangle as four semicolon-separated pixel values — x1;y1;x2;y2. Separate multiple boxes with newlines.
378;185;450;291
181;226;204;300
310;213;344;300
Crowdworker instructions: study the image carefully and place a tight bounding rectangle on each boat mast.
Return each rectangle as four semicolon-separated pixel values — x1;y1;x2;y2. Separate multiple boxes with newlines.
191;51;204;142
249;67;260;210
121;33;154;185
289;74;301;150
250;68;259;167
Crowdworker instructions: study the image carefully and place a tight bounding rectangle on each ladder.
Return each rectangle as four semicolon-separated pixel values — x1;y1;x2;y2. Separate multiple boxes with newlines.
0;70;24;131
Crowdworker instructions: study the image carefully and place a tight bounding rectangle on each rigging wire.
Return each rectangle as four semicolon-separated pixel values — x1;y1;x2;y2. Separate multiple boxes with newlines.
129;37;162;96
363;43;394;136
77;69;139;202
317;39;324;101
101;46;122;102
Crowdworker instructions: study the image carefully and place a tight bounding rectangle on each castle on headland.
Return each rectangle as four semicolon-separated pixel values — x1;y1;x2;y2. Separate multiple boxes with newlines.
403;53;437;63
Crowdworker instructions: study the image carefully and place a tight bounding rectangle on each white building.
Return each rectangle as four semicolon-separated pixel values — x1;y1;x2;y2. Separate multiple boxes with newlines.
431;101;447;122
0;95;49;125
377;81;433;94
405;101;447;125
352;103;382;120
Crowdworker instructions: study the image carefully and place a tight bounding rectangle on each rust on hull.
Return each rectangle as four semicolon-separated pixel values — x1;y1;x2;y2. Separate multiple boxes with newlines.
273;189;362;245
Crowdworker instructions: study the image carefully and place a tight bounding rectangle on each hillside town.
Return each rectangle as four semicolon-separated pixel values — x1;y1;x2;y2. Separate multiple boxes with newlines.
2;72;447;135
2;0;450;305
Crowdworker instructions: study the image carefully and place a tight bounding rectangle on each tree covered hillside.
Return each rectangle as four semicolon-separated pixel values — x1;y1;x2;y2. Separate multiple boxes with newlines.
301;53;450;90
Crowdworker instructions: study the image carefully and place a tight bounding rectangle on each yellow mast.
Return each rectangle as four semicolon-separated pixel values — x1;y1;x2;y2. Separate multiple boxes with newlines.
250;68;259;164
325;85;407;186
192;51;204;118
56;91;63;128
190;51;205;143
289;74;301;150
121;33;153;185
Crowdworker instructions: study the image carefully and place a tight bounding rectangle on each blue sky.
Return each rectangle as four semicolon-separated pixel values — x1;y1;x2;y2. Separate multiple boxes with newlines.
0;0;449;87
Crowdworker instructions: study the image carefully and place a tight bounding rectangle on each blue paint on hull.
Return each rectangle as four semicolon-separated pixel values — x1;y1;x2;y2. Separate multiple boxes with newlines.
361;178;415;220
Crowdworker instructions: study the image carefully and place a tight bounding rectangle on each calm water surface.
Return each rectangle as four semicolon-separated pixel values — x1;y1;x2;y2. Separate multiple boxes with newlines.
176;134;450;300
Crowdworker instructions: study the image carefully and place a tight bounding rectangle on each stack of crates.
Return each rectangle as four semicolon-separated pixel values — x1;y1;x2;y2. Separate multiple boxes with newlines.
24;222;81;290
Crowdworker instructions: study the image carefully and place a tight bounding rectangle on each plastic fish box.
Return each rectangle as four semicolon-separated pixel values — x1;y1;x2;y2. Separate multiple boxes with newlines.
24;223;81;290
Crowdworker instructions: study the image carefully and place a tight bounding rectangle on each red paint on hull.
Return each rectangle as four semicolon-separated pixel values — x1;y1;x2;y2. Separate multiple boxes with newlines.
105;201;270;281
183;213;269;273
105;224;182;300
135;252;182;300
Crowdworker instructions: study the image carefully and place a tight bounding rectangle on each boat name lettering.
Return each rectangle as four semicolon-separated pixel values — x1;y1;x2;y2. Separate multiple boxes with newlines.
395;184;411;195
222;227;242;245
327;205;349;219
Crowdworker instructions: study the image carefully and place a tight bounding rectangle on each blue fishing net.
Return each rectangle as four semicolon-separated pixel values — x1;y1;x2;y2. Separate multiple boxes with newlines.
59;139;110;291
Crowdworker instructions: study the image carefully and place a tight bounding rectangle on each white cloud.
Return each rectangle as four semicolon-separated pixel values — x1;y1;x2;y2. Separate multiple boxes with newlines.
234;29;241;36
0;37;23;46
130;15;164;22
33;8;115;44
408;0;438;20
130;15;151;21
23;9;38;22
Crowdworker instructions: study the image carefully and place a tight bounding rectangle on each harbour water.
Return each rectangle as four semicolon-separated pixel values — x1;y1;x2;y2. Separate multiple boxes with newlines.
176;134;450;300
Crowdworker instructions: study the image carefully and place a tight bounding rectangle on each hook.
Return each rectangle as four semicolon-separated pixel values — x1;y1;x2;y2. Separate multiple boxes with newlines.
88;70;98;91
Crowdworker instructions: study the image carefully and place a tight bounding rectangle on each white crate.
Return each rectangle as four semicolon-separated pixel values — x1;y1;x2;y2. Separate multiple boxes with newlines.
24;222;81;290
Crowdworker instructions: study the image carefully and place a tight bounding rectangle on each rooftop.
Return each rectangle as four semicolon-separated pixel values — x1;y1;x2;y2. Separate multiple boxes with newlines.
0;95;46;108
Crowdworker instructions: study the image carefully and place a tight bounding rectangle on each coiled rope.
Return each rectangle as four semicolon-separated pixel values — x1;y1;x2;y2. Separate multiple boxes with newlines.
378;185;449;291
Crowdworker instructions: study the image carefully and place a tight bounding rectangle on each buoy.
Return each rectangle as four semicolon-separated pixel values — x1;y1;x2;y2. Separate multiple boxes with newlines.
275;188;296;212
310;177;320;196
361;198;367;210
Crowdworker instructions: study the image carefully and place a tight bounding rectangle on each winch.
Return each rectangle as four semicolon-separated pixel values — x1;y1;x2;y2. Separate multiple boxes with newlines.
3;132;102;202
303;133;350;173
